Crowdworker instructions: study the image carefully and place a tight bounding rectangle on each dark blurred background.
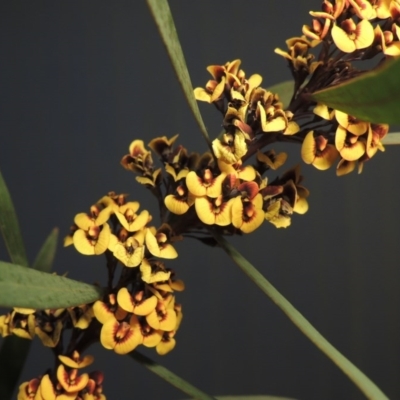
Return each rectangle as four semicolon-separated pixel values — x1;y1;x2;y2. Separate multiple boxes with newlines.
1;1;400;399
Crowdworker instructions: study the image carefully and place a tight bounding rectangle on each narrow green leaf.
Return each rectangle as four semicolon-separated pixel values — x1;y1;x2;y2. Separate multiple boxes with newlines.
146;0;211;148
312;56;400;124
0;170;28;267
268;80;293;109
31;228;58;272
0;228;59;399
212;232;389;400
382;132;400;145
0;336;30;399
0;261;103;309
130;351;217;400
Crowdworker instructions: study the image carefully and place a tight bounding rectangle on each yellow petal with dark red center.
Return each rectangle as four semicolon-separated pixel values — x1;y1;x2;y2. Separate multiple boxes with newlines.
240;209;264;233
134;296;158;316
205;173;225;198
186;171;206;197
354;19;374;49
159;309;177;331
146;310;160;330
93;223;111;255
159;244;178;259
164;195;190;215
100;316;142;355
340;141;365;161
195;197;216;225
116;288;134;313
93;301;115;324
331;24;356;53
335;110;368;136
313;145;339;170
156;338;176;355
301;131;316;164
72;230;96;255
145;230;160;257
57;365;89;393
142;329;163;348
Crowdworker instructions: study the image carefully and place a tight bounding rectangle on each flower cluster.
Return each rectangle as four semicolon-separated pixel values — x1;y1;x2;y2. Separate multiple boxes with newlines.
16;351;105;400
64;193;184;356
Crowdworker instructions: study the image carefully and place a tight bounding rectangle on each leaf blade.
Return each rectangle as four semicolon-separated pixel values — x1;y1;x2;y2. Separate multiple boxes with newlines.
0;170;28;267
312;56;400;124
31;228;59;272
130;351;217;400
212;232;389;400
0;261;103;309
146;0;211;148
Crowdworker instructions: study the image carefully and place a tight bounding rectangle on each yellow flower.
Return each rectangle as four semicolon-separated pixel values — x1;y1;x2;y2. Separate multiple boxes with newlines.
58;351;94;369
117;287;157;315
148;134;179;161
57;364;89;393
145;227;178;259
231;181;264;233
112;235;145;267
186;169;225;198
164;181;195;215
115;202;150;232
140;259;171;284
212;131;247;164
156;331;177;355
120;139;154;175
301;131;339;170
100;315;143;355
331;18;374;53
195;195;234;226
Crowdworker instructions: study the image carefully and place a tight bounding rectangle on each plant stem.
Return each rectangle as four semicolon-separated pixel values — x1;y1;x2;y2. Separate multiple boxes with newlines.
212;232;389;400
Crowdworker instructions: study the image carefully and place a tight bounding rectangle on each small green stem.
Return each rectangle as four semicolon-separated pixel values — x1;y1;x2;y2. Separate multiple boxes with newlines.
212;232;389;400
129;351;217;400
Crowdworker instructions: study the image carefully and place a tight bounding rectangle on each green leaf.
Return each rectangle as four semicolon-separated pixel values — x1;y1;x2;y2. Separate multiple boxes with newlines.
31;228;58;272
0;261;103;309
146;0;211;148
130;351;217;400
0;228;59;399
268;80;293;109
382;132;400;145
0;170;28;267
312;56;400;124
212;232;389;400
0;336;31;400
